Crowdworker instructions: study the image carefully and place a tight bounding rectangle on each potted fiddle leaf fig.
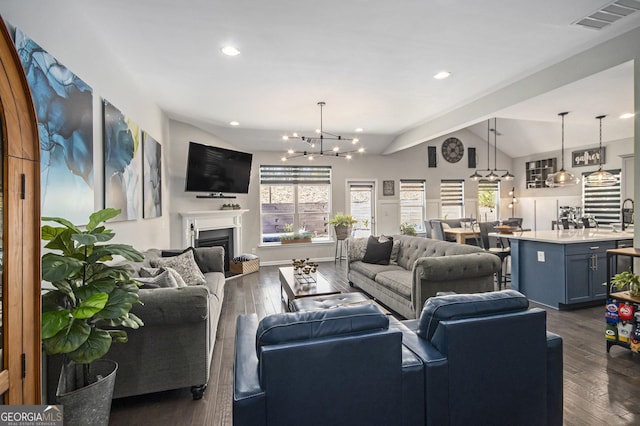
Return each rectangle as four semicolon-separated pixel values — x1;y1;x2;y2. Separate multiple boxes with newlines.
41;208;144;426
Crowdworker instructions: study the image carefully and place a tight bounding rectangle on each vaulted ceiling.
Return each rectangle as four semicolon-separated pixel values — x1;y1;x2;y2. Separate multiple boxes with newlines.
3;0;640;157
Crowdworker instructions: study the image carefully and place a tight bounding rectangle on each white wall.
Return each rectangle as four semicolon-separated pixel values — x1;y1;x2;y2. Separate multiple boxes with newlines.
167;122;514;263
2;5;172;250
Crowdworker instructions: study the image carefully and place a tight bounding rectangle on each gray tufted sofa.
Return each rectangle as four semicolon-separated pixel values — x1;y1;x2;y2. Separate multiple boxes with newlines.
347;234;501;319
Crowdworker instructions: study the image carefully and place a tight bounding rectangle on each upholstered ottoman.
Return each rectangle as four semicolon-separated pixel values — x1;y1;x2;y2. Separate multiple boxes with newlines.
292;292;388;313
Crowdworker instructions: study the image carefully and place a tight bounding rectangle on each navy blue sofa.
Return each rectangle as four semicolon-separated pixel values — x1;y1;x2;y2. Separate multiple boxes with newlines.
233;290;563;426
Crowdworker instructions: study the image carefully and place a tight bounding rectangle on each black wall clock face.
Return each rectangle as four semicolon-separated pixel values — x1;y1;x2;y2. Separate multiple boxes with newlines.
442;137;464;163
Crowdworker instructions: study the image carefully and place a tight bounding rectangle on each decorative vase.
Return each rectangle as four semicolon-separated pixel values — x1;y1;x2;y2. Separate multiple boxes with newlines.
334;225;351;240
56;359;118;426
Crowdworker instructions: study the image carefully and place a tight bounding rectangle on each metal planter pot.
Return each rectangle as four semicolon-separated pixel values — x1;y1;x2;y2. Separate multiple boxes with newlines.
56;359;118;426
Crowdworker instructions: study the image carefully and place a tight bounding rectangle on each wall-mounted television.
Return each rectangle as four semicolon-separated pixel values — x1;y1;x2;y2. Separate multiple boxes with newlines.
185;142;253;197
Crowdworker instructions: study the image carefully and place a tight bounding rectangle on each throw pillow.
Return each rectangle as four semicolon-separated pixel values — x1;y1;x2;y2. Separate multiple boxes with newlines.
362;235;394;265
154;249;207;286
134;269;180;289
161;247;208;273
162;266;188;288
380;235;400;265
347;237;368;261
139;267;161;278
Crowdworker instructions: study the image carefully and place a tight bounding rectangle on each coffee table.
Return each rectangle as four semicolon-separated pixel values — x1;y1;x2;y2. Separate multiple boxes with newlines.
279;266;341;311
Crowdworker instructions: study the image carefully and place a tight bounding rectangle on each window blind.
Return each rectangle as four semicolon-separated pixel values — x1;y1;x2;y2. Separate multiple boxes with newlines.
400;179;426;191
260;165;332;184
477;180;499;192
582;169;621;225
440;179;464;206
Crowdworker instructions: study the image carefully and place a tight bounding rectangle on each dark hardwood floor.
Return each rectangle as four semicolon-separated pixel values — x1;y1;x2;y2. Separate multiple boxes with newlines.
110;262;640;425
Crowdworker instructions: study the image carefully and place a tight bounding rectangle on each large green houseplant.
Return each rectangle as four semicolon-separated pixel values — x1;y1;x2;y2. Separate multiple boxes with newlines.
41;208;144;424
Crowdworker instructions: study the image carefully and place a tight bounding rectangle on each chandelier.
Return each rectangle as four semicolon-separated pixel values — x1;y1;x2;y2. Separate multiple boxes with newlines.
281;101;364;161
584;115;617;187
545;112;580;187
470;118;514;181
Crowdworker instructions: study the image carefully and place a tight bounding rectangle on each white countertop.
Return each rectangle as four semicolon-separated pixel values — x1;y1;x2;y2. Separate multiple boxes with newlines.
498;229;634;244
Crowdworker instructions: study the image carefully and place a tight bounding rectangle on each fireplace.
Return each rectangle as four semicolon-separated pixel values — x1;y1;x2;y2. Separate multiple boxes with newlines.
195;228;234;272
180;210;248;274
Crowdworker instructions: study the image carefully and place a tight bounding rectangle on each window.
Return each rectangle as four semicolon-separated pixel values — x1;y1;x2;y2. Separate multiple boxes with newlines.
582;169;621;225
477;180;500;222
260;165;331;243
440;179;464;218
400;180;426;231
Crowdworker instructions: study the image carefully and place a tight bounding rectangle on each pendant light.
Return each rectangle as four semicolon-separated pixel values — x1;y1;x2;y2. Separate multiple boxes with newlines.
470;119;492;181
545;112;580;187
470;118;513;181
584;115;617;187
492;118;514;181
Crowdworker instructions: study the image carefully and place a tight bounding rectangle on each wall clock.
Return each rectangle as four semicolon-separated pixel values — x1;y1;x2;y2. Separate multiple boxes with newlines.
442;137;464;163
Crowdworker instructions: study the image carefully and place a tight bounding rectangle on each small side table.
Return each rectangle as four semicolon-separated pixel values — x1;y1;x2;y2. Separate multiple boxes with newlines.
335;238;348;262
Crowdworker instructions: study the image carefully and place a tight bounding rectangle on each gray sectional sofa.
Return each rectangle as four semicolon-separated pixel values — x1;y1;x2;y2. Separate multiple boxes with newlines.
347;234;501;319
46;246;226;401
106;246;225;399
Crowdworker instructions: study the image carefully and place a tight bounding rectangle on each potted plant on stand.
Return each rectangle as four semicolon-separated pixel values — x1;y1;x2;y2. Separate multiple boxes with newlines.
328;214;358;240
611;268;640;298
41;208;144;426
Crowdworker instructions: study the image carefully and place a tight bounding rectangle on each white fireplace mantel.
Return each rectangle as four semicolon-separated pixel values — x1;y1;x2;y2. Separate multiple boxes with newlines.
180;210;249;256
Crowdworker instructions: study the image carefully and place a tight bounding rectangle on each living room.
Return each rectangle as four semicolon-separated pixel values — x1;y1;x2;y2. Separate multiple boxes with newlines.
2;1;640;425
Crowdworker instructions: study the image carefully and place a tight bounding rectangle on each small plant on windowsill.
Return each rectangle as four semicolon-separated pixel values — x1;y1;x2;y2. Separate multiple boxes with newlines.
280;231;313;244
400;222;417;236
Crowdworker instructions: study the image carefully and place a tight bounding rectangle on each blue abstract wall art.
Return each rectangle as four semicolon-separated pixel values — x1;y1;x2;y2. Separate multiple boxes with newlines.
13;27;94;225
103;99;141;221
142;131;162;218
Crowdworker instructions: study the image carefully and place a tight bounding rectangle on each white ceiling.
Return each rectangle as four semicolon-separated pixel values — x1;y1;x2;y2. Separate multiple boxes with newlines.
7;0;640;157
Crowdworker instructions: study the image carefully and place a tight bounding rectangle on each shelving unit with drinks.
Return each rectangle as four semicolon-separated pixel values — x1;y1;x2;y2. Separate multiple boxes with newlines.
605;247;640;353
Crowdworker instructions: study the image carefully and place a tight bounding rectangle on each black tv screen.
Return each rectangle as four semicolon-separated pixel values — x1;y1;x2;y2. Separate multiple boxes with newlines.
185;142;253;194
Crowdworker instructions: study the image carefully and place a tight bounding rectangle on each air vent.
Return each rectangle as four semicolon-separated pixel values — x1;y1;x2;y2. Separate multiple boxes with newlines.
574;0;640;30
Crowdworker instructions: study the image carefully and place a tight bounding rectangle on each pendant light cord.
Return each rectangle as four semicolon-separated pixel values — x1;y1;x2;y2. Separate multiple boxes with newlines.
597;115;606;168
494;117;498;171
558;112;568;170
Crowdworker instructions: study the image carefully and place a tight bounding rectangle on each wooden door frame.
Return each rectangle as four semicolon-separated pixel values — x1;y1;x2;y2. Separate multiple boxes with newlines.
0;16;42;404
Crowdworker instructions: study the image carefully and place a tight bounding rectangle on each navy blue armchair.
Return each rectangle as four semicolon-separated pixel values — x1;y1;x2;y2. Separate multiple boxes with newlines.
398;290;563;426
233;304;424;426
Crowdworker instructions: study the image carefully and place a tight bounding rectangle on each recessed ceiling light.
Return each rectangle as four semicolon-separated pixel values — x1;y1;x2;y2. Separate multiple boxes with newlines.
221;46;240;56
620;113;635;119
433;71;451;80
229;121;240;126
355;127;364;132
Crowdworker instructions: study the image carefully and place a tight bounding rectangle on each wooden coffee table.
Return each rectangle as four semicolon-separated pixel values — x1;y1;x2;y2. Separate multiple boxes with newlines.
279;266;341;311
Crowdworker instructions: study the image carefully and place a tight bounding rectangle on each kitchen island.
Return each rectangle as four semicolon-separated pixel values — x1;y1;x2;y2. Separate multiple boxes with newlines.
505;229;634;309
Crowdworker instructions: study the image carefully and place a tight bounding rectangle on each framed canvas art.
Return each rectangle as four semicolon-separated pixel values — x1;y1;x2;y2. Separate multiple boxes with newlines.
103;99;141;221
13;27;94;225
383;180;395;196
142;131;162;218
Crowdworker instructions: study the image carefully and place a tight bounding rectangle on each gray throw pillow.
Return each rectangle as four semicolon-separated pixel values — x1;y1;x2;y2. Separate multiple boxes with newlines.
162;267;188;287
347;237;368;261
135;269;179;289
139;267;161;278
154;249;207;286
